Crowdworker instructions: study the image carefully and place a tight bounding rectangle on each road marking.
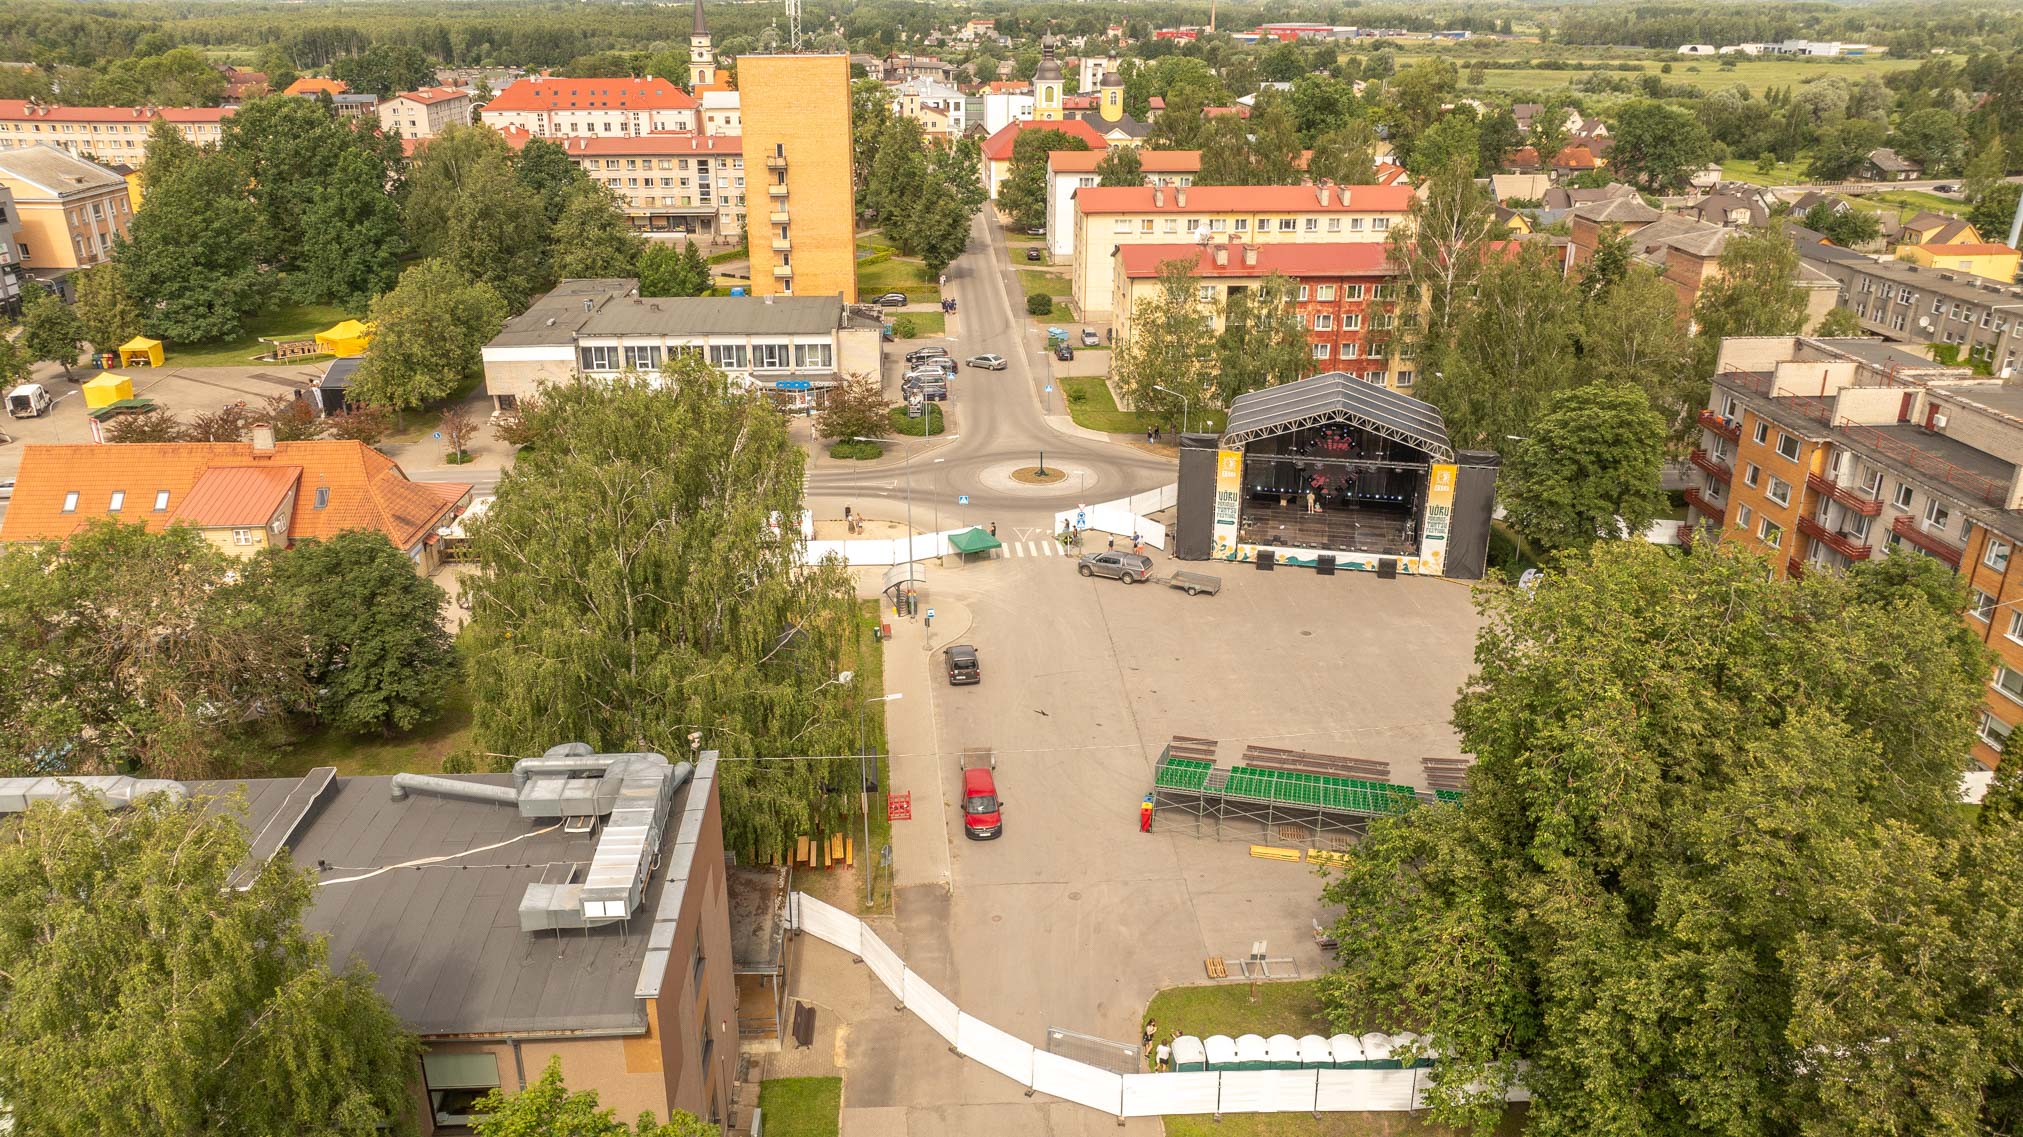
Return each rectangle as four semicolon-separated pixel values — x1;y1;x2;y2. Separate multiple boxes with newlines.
1010;542;1024;557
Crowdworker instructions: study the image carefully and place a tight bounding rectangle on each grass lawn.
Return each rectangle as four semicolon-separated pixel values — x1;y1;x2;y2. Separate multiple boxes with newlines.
756;1077;842;1137
1003;228;1042;244
1146;981;1525;1137
1716;155;1817;188
707;246;748;265
1062;375;1141;433
1393;46;1915;97
1869;188;1969;215
1018;268;1071;299
856;228;897;256
270;681;477;778
856;255;939;301
891;310;946;338
165;302;354;367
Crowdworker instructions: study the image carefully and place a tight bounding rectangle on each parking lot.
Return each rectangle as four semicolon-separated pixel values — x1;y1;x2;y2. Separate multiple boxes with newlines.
829;545;1483;1134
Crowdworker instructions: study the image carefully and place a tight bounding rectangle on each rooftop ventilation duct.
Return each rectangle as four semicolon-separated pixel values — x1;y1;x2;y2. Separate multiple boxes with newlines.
0;776;187;814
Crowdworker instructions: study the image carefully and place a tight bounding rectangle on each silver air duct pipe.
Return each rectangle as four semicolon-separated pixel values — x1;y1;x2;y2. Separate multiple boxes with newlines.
388;773;521;807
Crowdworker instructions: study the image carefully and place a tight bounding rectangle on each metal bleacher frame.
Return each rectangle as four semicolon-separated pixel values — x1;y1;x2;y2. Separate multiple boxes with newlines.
1149;736;1462;849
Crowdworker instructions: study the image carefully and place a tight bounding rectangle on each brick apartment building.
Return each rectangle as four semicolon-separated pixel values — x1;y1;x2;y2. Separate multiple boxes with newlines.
376;87;475;140
1800;240;2023;374
0;143;132;271
0;99;232;164
482;76;699;138
739;54;856;302
1070;182;1414;319
500;129;746;242
1689;335;2023;767
1568;196;1837;328
1111;241;1418;391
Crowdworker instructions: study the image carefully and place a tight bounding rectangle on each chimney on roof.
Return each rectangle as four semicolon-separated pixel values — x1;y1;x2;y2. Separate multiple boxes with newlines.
251;423;276;455
1213;246;1228;267
1243;244;1257;267
1175;185;1187;207
1316;181;1331;206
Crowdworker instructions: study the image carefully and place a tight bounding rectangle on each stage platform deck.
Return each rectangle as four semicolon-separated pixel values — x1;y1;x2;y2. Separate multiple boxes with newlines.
1237;500;1417;557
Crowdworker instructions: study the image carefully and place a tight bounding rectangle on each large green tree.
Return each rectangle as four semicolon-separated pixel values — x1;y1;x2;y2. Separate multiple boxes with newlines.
1320;542;2023;1137
462;368;866;857
350;259;506;414
19;286;87;380
1388;158;1503;365
253;532;458;735
137;116;200;195
474;1058;711;1137
0;789;418;1137
1500;381;1668;553
1606;99;1714;192
514;137;595;226
294;147;407;309
328;42;435;96
1306;121;1379;187
1113;259;1214;430
997;128;1087;231
1692;228;1808;373
221;94;404;276
114;151;265;343
1094;146;1143;188
1579;263;1699;434
0;522;308;779
1416;243;1583;454
406;127;552;308
849;77;894;204
87;47;224;107
550;183;645;279
70;262;143;357
1807;117;1890;181
637;240;713;297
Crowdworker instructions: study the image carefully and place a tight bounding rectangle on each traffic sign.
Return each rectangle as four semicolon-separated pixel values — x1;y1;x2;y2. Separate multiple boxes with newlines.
1076;509;1087;527
432;431;441;439
1044;384;1053;393
958;495;970;505
926;607;936;619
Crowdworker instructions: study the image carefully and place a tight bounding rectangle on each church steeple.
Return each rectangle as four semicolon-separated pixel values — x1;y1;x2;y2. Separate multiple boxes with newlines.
1033;34;1063;121
689;0;714;90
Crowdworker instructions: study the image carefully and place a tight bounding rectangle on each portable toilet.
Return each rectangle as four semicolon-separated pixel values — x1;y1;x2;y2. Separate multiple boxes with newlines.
1204;1035;1238;1071
1298;1035;1333;1069
81;372;133;410
1233;1034;1269;1070
1329;1033;1365;1069
1172;1035;1208;1073
1360;1032;1397;1069
1391;1031;1434;1068
117;336;163;368
1265;1034;1300;1069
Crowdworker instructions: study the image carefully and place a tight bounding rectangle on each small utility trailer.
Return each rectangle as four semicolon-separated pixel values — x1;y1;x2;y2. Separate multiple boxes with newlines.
1154;570;1222;597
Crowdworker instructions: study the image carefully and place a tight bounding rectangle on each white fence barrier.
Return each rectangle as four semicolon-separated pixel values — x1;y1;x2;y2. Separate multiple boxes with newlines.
1053;483;1178;552
786;891;1525;1119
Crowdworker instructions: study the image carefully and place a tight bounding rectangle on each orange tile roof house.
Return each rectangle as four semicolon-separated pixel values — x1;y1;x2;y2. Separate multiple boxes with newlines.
283;77;350;97
0;434;471;572
481;76;699;138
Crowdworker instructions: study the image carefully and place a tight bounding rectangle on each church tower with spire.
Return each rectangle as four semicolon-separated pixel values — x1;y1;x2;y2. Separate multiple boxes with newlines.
1033;34;1064;121
688;0;714;90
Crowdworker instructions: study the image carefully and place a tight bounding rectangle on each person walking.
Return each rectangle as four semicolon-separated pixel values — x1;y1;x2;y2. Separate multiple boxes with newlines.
989;521;998;538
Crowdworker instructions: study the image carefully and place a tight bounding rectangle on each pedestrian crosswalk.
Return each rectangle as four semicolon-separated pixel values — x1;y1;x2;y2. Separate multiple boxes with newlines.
1003;538;1068;558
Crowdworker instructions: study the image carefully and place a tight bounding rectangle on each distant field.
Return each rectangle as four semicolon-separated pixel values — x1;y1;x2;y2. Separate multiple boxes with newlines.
1398;49;1918;98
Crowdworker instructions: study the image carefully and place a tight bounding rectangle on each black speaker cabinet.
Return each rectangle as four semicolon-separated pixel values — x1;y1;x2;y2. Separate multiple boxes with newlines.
1316;554;1336;576
1257;549;1276;571
1376;557;1398;579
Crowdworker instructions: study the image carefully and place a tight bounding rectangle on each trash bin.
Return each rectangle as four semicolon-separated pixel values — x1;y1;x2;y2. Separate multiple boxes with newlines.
879;622;892;640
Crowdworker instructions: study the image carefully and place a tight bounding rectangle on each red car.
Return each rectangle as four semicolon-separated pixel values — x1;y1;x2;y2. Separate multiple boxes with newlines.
961;759;1002;840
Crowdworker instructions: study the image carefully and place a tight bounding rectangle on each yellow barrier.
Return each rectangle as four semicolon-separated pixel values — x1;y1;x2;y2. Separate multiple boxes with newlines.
1248;844;1303;862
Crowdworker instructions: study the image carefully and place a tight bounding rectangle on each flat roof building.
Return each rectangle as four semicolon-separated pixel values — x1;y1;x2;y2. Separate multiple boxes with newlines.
1800;241;2023;374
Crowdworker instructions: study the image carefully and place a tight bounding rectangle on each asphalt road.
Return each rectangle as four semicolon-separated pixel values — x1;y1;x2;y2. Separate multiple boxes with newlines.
804;214;1175;533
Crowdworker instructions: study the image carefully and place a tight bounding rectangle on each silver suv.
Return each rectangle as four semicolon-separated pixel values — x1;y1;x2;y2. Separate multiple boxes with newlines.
1077;551;1152;582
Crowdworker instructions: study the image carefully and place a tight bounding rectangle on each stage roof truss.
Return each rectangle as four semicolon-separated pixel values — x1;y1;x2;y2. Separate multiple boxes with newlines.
1221;373;1455;460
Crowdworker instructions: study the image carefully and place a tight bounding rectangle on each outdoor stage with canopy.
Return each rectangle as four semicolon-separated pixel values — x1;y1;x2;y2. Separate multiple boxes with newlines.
1174;374;1499;580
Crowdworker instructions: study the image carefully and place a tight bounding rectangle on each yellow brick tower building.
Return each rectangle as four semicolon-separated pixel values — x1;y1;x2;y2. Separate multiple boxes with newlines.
739;54;857;302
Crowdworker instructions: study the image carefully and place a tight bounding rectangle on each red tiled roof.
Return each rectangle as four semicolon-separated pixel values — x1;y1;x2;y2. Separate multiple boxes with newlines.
1202;105;1252;119
1117;241;1394;279
1554;145;1599;169
1073;182;1415;215
0;441;469;551
390;86;469;105
172;465;301;527
0;100;232;124
484;76;696;113
1049;149;1200;173
980;118;1109;160
982;81;1030;94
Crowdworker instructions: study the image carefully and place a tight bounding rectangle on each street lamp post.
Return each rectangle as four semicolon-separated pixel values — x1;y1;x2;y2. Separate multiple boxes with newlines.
1153;384;1190;436
858;692;903;905
849;436;960;592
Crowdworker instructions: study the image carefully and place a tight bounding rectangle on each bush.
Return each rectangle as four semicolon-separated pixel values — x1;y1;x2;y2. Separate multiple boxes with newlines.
893;316;920;339
1026;292;1054;316
829;438;883;460
889;404;945;436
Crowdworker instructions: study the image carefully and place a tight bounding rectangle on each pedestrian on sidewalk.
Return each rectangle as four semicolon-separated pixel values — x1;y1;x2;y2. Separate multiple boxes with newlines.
989;521;997;538
1107;534;1116;551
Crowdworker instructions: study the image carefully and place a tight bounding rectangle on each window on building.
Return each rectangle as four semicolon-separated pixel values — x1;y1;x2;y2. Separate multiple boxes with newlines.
105;490;124;512
751;343;791;369
1112;219;1131;234
1313;343;1330;359
579;345;620;371
1197;285;1215;304
1737;504;1754;530
1342;313;1361;331
1297;285;1310;301
152;490;169;512
1973;589;1998;621
1279;218;1296;231
1315;284;1336;301
232;529;255;546
1760;519;1782;548
1847;513;1872;540
1981;711;2014;751
699;1002;716;1072
1139;219;1154;233
1304;217;1318;231
623;345;663;371
1926;500;1951;532
793;343;833;369
1313;312;1332;330
1341;341;1359;358
60;491;77;513
1743;463;1761;488
1752;421;1768;444
708;344;748;370
1767;476;1790;506
1396;370;1414;386
422;1053;502;1130
1775;432;1800;461
1997;665;2023;703
1895;483;1915;510
2007;609;2023;644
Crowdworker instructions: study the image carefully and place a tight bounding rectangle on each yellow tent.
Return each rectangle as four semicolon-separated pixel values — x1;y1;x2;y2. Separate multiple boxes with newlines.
118;336;163;368
82;372;134;410
314;320;373;358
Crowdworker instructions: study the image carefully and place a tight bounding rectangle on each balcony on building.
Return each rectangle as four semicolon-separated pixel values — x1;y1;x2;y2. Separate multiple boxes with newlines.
765;154;787;170
1689;448;1733;483
771;265;793;278
1890;514;1964;566
767;183;789;199
1805;471;1882;516
1796;514;1872;561
1697;408;1742;443
770;238;791;252
768;210;790;224
1682;486;1725;526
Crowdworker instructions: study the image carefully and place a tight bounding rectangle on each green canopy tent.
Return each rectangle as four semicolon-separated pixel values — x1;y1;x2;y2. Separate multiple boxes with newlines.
947;527;1003;562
